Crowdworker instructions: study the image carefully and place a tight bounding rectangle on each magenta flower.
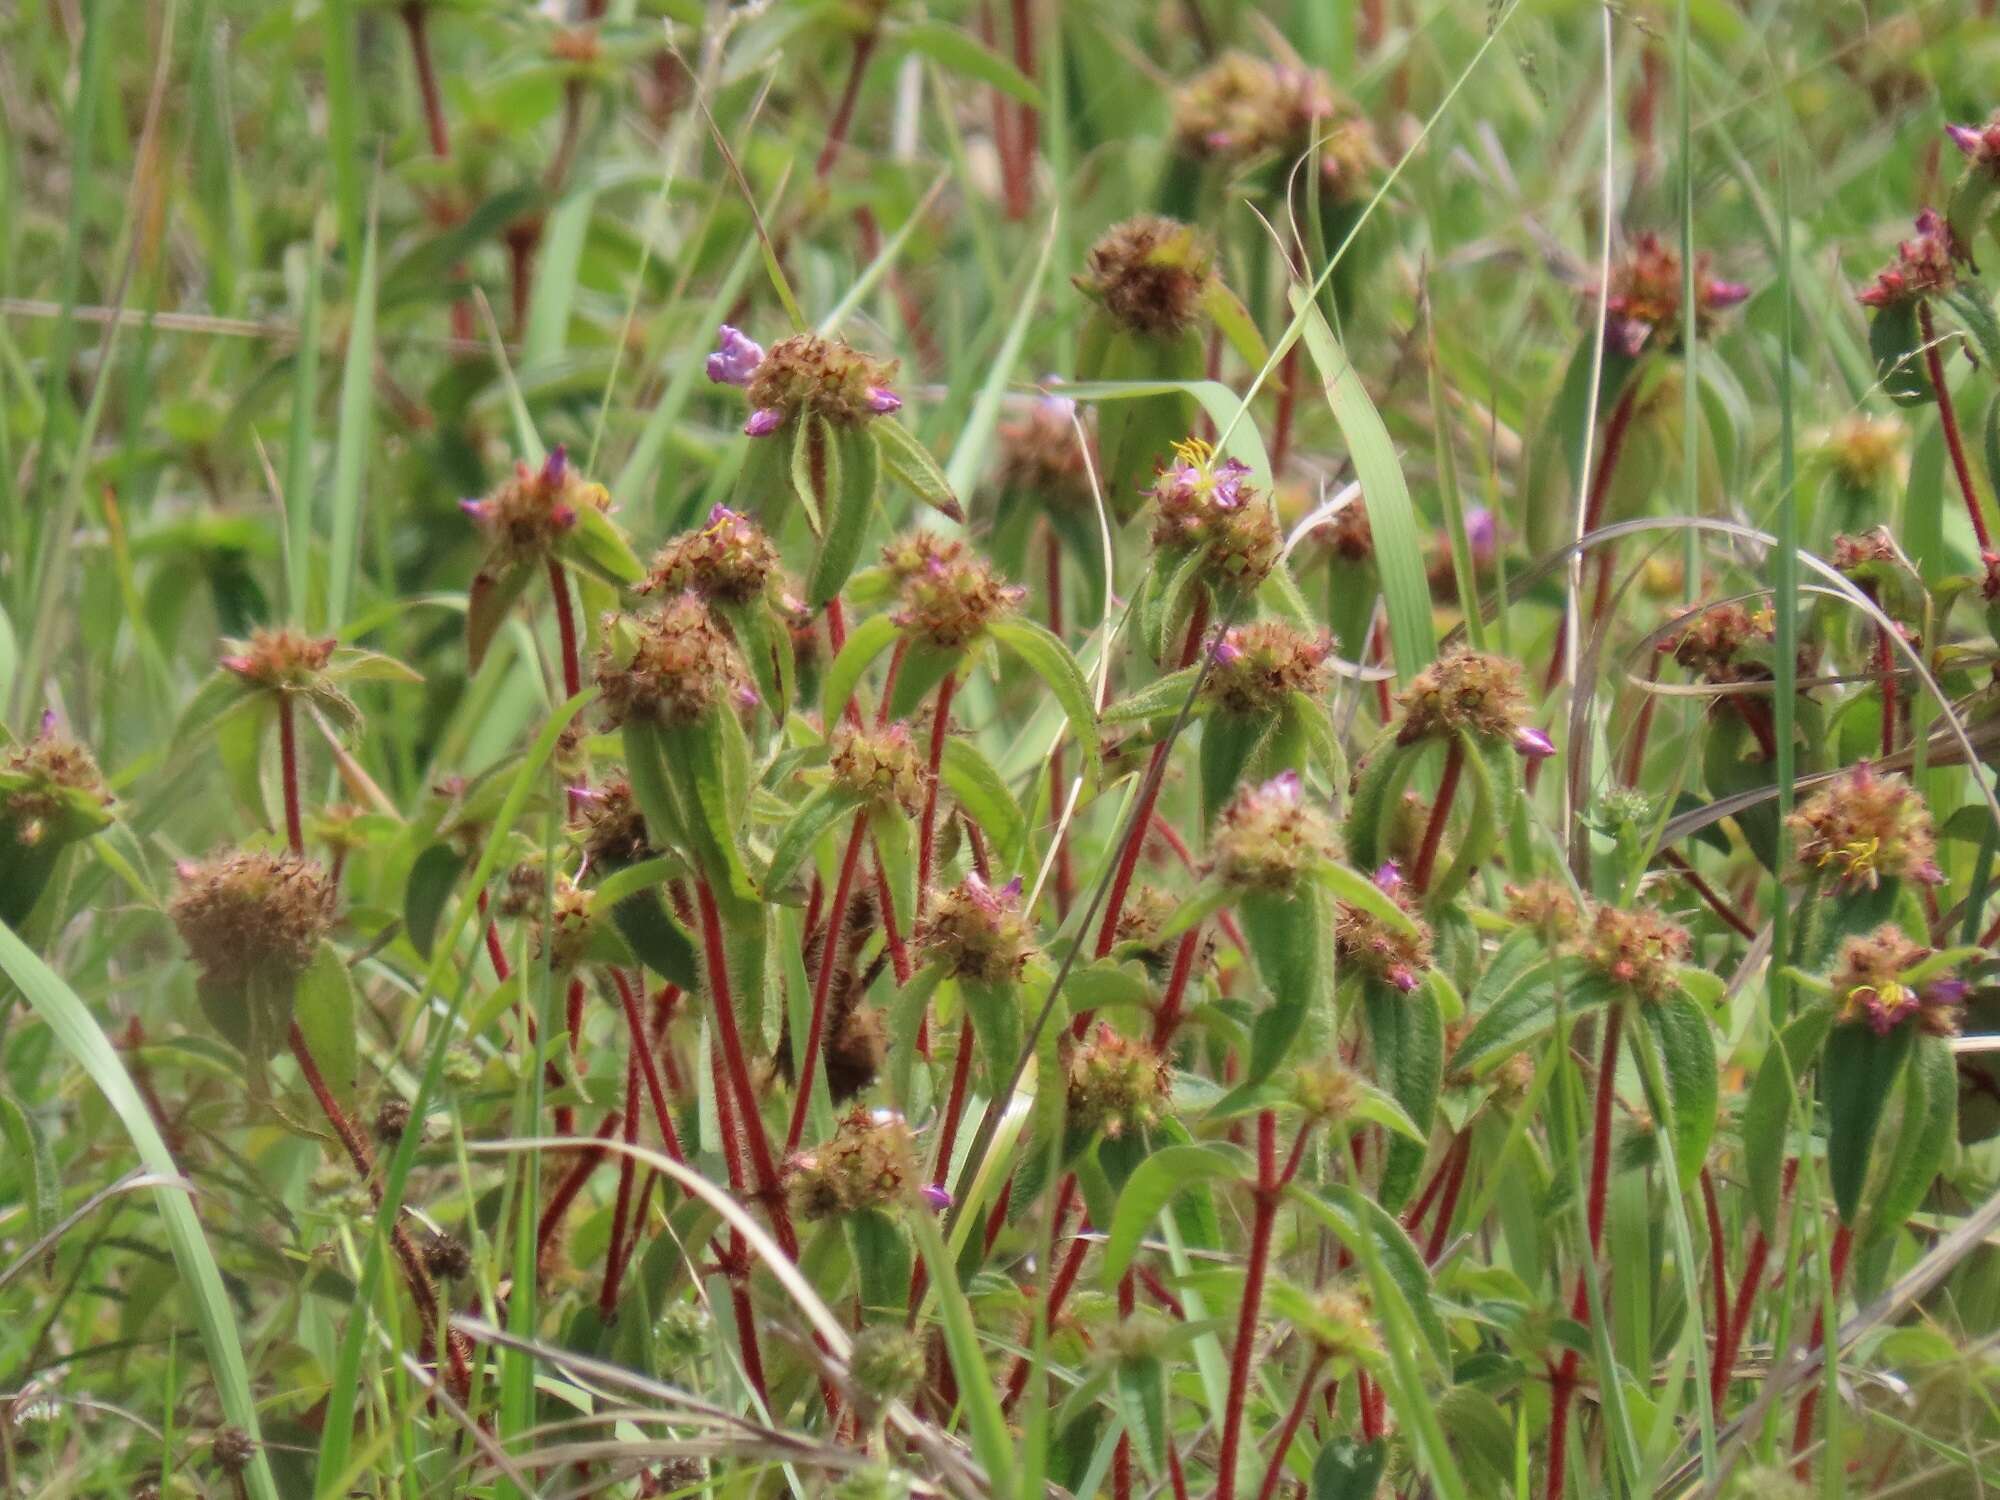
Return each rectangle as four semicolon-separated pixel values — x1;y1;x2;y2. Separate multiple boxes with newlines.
744;407;785;438
919;1184;952;1212
1947;115;2000;172
1372;860;1404;895
866;386;903;415
705;325;764;387
1464;507;1498;567
542;445;569;488
1513;725;1557;762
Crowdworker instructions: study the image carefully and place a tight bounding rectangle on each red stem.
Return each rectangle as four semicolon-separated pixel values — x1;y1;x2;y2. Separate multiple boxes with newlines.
1920;301;1993;552
708;1048;771;1406
278;695;304;856
932;1019;976;1187
1269;343;1302;474
611;967;687;1169
815;29;880;181
916;672;958;908
1699;1167;1730;1404
1149;926;1204;1051
1660;850;1759;942
788;812;869;1152
1216;1111;1280;1500
1149;813;1250;956
1622;654;1661;786
1877;622;1897;758
1790;1223;1855;1479
1545;381;1639;694
1714;1226;1770;1410
402;3;450;158
1046;529;1075;918
536;1106;620;1269
1423;1134;1471;1265
1010;0;1038;181
1369;613;1393;722
1409;738;1464;895
598;1051;642;1318
547;557;582;700
479;891;511;981
1114;1272;1135;1500
874;857;915;986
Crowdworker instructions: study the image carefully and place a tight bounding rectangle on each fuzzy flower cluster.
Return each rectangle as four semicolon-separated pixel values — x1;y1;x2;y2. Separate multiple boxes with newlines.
1395;651;1550;761
1947;110;2000;173
1830;924;1967;1037
1579;903;1690;1002
1204;621;1333;715
784;1106;921;1220
1821;415;1907;491
1212;771;1334;891
1830;528;1901;576
170;850;336;987
1147;437;1281;590
1304;1282;1383;1366
1856;210;1959;309
1074;216;1216;339
1170;52;1382;201
917;874;1035;984
3;719;112;846
1066;1023;1171;1140
595;593;756;729
1292;1056;1363;1122
1600;233;1749;356
890;547;1025;649
828;723;930;815
644;505;779;604
1659;601;1776;682
460;447;608;562
879;529;963;584
571;779;652;868
533;876;597;971
995;388;1095;509
710;328;901;435
1504;879;1585;943
1314;497;1374;563
1335;861;1432;993
1788;764;1943;891
219;627;336;691
847;1326;926;1416
1111;884;1200;979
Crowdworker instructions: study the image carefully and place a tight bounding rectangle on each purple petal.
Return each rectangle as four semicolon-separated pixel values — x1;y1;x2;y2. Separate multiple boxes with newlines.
1513;725;1557;762
1464;506;1497;565
919;1184;952;1212
541;444;569;489
1948;122;1984;157
867;386;903;415
999;876;1025;901
1263;770;1303;802
460;497;490;521
38;709;57;738
744;407;785;438
1924;977;1970;1007
706;324;764;386
1705;279;1750;309
1210;636;1245;666
708;502;743;527
1372;860;1404;895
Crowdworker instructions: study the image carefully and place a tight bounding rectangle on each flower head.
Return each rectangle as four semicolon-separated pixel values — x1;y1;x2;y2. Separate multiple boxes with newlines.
1302;1282;1383;1367
595;592;755;729
1660;600;1777;683
1148;437;1280;591
918;874;1036;984
1504;880;1584;942
1600;233;1750;355
1075;216;1216;339
2;720;113;851
890;548;1026;649
1788;764;1943;891
1856;210;1959;309
1394;650;1529;746
1830;924;1967;1037
1335;879;1433;993
219;627;337;692
571;779;653;868
462;446;609;562
704;324;764;387
1066;1023;1171;1139
1946;111;2000;173
643;505;780;604
829;723;931;815
1170;52;1381;201
995;385;1096;510
1820;415;1907;491
1212;771;1335;892
741;333;901;431
847;1326;927;1417
784;1106;922;1220
170;850;336;989
1579;904;1690;1002
533;875;598;972
1203;621;1334;715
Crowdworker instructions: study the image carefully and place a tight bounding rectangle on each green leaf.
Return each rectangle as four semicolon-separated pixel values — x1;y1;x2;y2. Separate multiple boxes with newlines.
1295;1181;1451;1369
294;941;358;1106
910;1213;1016;1495
1744;1002;1833;1235
1234;886;1330;1089
765;786;865;897
1312;1438;1389;1500
403;842;464;960
0;1089;58;1253
326;203;378;630
1201;280;1270;370
940;737;1029;871
1199;713;1275;828
960;977;1024;1096
1638;991;1718;1192
873;414;965;523
1824;1020;1917;1226
1867;299;1933;408
808;421;880;608
1861;1032;1956;1246
1447;957;1601;1078
1363;981;1444;1211
464;561;536;676
1343;730;1417;874
1099;1141;1250;1285
788;411;826;535
171;668;261;747
607;884;700;991
1102;666;1202;727
869;803;918;936
989;616;1102;773
821;611;901;727
891;18;1043;106
847;1207;913;1318
557;503;645;589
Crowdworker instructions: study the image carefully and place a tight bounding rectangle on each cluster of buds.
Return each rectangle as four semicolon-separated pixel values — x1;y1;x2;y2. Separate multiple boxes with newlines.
219;628;336;692
710;327;901;436
1212;772;1335;891
1579;903;1690;1002
1335;860;1433;992
1292;1055;1362;1122
1820;415;1907;492
170;850;336;988
1947;110;2000;174
1170;52;1381;201
1504;879;1585;944
829;723;930;815
595;593;756;728
1829;924;1967;1037
1788;763;1943;891
1065;1023;1170;1139
995;388;1095;509
2;716;112;848
1395;650;1550;760
571;780;653;868
1204;621;1334;715
1600;233;1749;356
1148;437;1281;591
1302;1282;1383;1367
643;505;779;604
1856;210;1959;309
461;446;609;562
784;1106;923;1220
373;1097;413;1144
890;547;1026;649
1074;216;1216;339
1659;600;1776;683
846;1326;926;1421
917;874;1035;983
533;875;598;971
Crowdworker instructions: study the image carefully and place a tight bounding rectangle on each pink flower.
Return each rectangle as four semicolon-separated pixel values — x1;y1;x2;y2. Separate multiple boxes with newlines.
866;387;903;415
705;325;764;387
1513;725;1557;762
1373;860;1404;895
744;407;785;438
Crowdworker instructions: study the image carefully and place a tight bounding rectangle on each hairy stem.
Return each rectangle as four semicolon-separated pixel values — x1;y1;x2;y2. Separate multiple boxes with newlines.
1920;301;1993;553
1790;1222;1855;1478
1545;380;1639;694
1409;737;1464;895
547;557;582;700
278;694;304;856
611;966;687;1169
915;671;958;907
815;27;879;181
597;1051;641;1319
788;812;869;1152
1216;1110;1281;1500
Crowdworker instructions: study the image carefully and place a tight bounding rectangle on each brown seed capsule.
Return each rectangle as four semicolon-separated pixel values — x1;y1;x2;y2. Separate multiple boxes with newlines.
572;779;654;868
595;592;756;729
210;1427;256;1475
1075;216;1216;339
1394;650;1529;746
644;504;780;604
373;1097;413;1145
917;874;1036;984
170;850;336;989
423;1231;473;1282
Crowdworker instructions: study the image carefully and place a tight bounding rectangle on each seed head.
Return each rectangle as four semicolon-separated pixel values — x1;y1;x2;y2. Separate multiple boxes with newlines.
1504;879;1584;944
461;446;609;563
644;505;779;604
1579;904;1690;1002
532;876;598;972
1788;764;1942;891
995;388;1095;509
373;1097;413;1145
1204;621;1334;715
210;1428;256;1475
1600;233;1750;355
1075;216;1216;339
1310;495;1375;563
218;627;337;692
1212;771;1335;892
595;592;755;729
1660;601;1776;683
1820;415;1906;490
1395;650;1529;746
1335;867;1433;993
847;1325;926;1414
655;1302;710;1362
918;874;1036;984
1113;883;1204;979
571;779;653;868
1066;1023;1171;1139
1830;924;1967;1037
741;333;900;432
2;720;112;849
1830;527;1901;576
423;1231;473;1281
785;1106;922;1220
1148;437;1280;590
1856;210;1959;309
891;548;1025;649
171;850;336;988
829;723;930;815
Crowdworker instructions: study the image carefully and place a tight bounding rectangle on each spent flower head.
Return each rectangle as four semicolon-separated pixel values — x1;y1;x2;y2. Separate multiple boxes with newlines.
785;1106;922;1220
1335;867;1433;992
219;627;337;692
1856;210;1960;309
1505;880;1585;943
643;505;779;603
1600;232;1750;356
890;546;1026;649
2;718;113;849
1075;216;1216;339
1303;1282;1383;1367
740;332;900;434
1830;924;1967;1037
1395;650;1530;746
461;446;608;562
1204;621;1334;715
1579;904;1690;1002
1066;1023;1171;1139
595;592;756;729
995;386;1095;509
1820;414;1907;490
1788;763;1943;891
828;723;930;815
170;849;336;988
1212;771;1335;892
572;779;653;868
918;874;1035;983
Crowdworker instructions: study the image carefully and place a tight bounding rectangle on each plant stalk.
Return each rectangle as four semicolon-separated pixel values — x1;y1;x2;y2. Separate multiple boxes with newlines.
1216;1110;1281;1500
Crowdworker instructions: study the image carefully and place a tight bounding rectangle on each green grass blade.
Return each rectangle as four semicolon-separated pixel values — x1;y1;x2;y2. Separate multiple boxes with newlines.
942;215;1059;511
325;196;379;631
286;214;327;624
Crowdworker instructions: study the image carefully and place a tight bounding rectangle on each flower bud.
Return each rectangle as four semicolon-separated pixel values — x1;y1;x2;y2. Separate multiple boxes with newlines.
373;1097;413;1145
1788;763;1942;891
655;1302;710;1362
1212;771;1334;892
1946;112;2000;172
1292;1056;1363;1121
784;1106;922;1220
1600;232;1750;355
1304;1282;1383;1366
422;1231;473;1281
1830;924;1966;1037
917;874;1036;983
644;505;779;604
595;592;754;729
829;723;930;815
463;445;610;561
1579;904;1689;1002
1856;210;1959;309
741;333;901;430
1066;1023;1171;1139
1394;650;1529;746
170;850;336;989
219;627;336;691
1203;621;1333;715
1074;216;1216;339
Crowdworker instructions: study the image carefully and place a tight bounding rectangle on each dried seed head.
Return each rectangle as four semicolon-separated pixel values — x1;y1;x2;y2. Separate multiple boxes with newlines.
785;1106;923;1220
1066;1023;1171;1139
1204;621;1334;715
1212;771;1335;892
1335;866;1433;993
461;446;609;562
829;722;930;815
1113;883;1196;978
1599;232;1749;355
2;721;112;848
218;627;337;691
1172;51;1332;158
1395;650;1529;746
644;504;780;604
1830;924;1967;1037
210;1428;256;1475
1659;601;1776;683
1075;216;1216;339
1820;414;1906;490
918;874;1036;984
423;1231;473;1281
373;1097;413;1145
890;548;1026;649
1579;904;1690;1002
572;779;653;868
647;1458;710;1497
995;389;1095;509
1504;879;1584;944
1788;763;1942;891
170;850;335;988
742;333;900;431
1148;437;1280;590
595;592;755;729
847;1325;926;1414
1857;210;1960;309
